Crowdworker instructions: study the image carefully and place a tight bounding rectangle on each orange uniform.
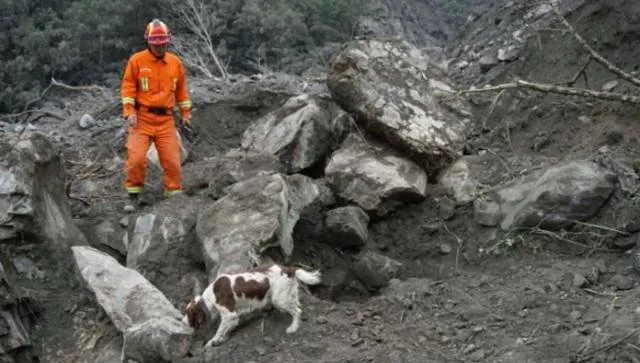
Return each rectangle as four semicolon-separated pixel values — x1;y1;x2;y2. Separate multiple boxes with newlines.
120;49;192;195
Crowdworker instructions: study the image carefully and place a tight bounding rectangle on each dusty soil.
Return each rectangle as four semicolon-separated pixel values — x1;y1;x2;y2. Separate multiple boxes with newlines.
4;1;640;362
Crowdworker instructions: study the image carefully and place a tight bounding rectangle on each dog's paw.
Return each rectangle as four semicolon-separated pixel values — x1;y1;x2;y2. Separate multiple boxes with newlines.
205;337;225;347
285;325;299;334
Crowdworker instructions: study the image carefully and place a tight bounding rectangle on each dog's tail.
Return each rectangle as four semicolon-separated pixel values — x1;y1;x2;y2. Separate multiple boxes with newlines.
294;268;322;286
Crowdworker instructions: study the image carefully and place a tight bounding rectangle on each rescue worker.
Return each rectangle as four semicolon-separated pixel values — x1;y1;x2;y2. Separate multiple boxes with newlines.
120;19;192;212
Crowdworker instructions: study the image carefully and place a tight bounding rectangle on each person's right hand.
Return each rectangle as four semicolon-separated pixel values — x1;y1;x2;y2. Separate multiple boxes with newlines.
126;113;138;128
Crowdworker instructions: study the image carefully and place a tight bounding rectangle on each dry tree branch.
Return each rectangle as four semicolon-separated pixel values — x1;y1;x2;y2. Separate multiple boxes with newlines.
50;77;105;92
575;326;640;363
0;109;65;121
567;56;591;87
572;220;630;236
443;223;464;274
176;0;228;79
460;80;640;104
481;89;506;131
550;1;640;88
461;3;640;106
1;77;104;121
529;227;614;253
171;38;215;79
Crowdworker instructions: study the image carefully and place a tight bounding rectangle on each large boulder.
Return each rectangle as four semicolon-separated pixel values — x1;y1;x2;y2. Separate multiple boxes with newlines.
325;133;427;217
72;246;192;362
473;160;616;230
352;250;403;290
0;132;87;251
196;173;335;278
241;94;351;173
182;148;283;198
79;217;128;256
328;39;473;173
324;206;370;250
125;194;207;305
0;261;40;362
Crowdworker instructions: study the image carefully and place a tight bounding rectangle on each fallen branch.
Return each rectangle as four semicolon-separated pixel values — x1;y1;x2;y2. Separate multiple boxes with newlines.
576;295;619;360
567;56;591;87
575;326;640;362
1;77;104;121
551;2;640;88
481;89;506;130
530;228;614;252
583;288;617;298
460;80;640;104
0;109;65;121
50;77;105;92
572;220;630;236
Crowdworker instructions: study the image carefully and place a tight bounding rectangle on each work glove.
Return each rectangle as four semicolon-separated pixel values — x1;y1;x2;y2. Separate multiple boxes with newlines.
179;118;196;143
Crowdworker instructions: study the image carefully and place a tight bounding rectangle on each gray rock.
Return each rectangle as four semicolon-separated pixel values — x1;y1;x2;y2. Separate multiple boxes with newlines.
0;133;87;252
71;246;191;361
126;195;206;303
439;243;453;255
573;273;588;288
325;134;427;217
122;318;192;363
473;198;503;227
312;246;351;300
86;219;127;255
497;45;520;61
182;148;283;198
501;161;615;230
0;261;38;357
352;250;402;290
78;114;94;129
241;94;350;173
478;53;498;73
197;173;333;278
324;206;370;249
92;336;122;363
438;154;505;205
592;146;640;198
473;173;538;228
438;196;456;221
473;161;615;230
611;274;634;291
11;257;35;276
328;39;472;173
601;80;619;92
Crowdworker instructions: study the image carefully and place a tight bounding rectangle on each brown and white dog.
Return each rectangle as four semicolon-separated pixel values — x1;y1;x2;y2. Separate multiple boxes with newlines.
182;264;321;346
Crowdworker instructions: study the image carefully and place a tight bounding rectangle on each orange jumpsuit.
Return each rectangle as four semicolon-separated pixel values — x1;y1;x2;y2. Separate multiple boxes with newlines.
120;49;192;196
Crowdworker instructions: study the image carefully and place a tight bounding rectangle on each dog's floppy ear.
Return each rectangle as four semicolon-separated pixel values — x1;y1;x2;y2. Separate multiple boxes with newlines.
184;297;207;329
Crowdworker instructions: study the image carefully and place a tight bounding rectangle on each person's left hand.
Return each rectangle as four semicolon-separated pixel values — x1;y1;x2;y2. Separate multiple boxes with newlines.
179;117;195;142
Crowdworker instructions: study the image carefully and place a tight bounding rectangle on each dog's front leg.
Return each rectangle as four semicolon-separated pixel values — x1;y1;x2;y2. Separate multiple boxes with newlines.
205;311;239;347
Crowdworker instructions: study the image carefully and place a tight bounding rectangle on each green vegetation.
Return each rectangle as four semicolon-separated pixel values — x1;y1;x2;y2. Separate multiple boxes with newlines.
0;0;366;113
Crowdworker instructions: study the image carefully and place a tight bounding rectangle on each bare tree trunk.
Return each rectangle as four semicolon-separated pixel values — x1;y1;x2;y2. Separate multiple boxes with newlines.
177;0;228;79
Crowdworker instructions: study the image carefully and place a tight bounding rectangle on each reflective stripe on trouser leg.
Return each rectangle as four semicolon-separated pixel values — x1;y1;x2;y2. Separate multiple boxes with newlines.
153;120;182;193
125;122;153;193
